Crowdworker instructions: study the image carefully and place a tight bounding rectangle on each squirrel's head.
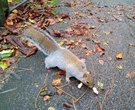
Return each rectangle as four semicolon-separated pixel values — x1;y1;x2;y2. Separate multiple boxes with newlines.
77;61;94;88
82;72;94;88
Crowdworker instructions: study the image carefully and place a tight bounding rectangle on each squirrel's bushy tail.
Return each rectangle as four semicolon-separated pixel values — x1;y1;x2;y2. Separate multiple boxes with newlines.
24;27;60;55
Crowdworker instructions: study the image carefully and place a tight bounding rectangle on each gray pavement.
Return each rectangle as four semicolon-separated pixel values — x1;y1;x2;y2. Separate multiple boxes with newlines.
0;0;135;110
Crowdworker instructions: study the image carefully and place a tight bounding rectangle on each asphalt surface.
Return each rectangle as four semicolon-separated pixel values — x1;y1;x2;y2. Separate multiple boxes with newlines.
0;0;135;110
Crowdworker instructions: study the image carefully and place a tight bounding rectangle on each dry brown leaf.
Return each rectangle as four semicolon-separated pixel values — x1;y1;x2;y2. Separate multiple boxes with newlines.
43;95;51;101
116;53;124;60
63;102;73;108
82;43;88;49
98;59;104;65
85;50;91;56
126;70;135;79
108;57;112;61
52;78;62;86
56;89;63;95
93;44;105;57
55;71;66;75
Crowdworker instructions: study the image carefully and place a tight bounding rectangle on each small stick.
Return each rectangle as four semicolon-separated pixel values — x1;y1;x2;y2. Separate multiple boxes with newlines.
55;86;77;100
60;81;76;88
34;73;48;110
72;99;77;110
16;67;33;72
0;88;17;95
74;88;88;103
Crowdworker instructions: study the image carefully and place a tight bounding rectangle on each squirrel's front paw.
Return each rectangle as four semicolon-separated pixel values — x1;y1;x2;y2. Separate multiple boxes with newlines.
66;77;70;83
45;64;50;69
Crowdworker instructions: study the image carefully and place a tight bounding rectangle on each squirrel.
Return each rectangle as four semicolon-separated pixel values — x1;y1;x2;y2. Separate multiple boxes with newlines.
23;27;94;88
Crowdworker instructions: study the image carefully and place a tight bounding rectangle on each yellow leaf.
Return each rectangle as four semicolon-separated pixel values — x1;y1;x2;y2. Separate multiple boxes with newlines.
57;18;63;22
116;53;124;59
52;78;62;86
97;81;104;89
12;9;18;14
103;41;109;46
117;65;123;70
58;41;65;46
8;0;13;3
104;31;112;35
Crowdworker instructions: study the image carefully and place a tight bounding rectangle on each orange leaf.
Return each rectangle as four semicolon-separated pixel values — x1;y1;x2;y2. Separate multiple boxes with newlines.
116;53;124;60
52;78;62;86
55;71;66;75
43;96;51;101
85;50;91;56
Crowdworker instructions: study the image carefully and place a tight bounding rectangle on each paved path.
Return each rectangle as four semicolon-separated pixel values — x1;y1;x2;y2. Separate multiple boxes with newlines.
0;0;135;110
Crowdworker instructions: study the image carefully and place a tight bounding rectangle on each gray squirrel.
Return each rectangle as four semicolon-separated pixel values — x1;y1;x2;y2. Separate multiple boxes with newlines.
24;27;94;88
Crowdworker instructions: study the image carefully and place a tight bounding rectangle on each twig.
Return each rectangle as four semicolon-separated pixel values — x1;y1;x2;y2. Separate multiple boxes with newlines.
16;67;33;72
60;80;76;88
55;86;77;100
0;88;17;95
34;73;48;110
74;88;88;103
97;99;104;110
72;99;77;110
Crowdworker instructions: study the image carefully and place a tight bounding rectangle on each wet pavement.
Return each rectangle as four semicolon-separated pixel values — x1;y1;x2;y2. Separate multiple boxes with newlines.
0;0;135;110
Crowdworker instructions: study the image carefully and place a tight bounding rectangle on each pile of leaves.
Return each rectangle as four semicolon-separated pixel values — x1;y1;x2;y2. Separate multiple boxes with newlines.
0;1;71;73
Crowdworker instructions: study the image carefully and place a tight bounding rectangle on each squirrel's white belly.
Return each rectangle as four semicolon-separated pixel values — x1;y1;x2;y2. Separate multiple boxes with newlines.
45;49;68;70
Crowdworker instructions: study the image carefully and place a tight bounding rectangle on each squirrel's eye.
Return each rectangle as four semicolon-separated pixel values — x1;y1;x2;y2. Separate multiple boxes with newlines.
86;81;89;84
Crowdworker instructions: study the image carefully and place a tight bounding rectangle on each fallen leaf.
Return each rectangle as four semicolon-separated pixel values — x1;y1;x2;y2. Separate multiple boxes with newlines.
63;102;72;108
56;89;63;95
85;50;91;56
28;19;36;24
43;95;51;101
126;70;135;79
6;20;14;26
103;41;109;46
12;9;18;14
47;29;63;37
3;58;16;66
116;53;124;60
0;61;8;70
14;50;21;57
48;107;55;110
117;65;123;70
55;71;66;75
104;31;112;35
89;25;96;29
0;49;14;59
93;44;105;57
26;46;38;57
39;86;48;96
8;0;13;2
98;59;104;65
97;81;104;89
108;57;112;61
58;41;65;46
52;78;62;86
82;43;88;49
